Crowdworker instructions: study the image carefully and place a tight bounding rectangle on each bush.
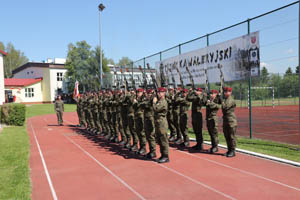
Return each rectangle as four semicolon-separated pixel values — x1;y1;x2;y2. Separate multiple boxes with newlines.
0;103;26;126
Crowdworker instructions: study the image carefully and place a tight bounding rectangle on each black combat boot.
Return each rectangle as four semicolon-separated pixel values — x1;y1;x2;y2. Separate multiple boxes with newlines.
130;145;138;152
158;156;169;163
210;147;219;153
175;138;183;145
192;143;203;150
146;152;157;159
138;148;147;156
226;150;236;157
168;136;176;142
125;142;131;149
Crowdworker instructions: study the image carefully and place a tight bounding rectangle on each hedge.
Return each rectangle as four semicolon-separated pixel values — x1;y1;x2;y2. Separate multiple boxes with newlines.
0;103;26;126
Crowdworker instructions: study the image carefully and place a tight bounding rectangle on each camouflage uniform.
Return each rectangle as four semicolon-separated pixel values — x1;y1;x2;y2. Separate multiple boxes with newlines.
186;90;206;148
133;95;147;154
126;92;138;149
178;94;191;146
121;93;132;148
221;95;237;153
54;99;64;125
206;97;221;151
142;94;156;155
166;93;176;140
172;91;182;143
154;97;169;159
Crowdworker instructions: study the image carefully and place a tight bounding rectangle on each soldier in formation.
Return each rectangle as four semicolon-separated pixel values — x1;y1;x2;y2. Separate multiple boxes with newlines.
75;84;237;160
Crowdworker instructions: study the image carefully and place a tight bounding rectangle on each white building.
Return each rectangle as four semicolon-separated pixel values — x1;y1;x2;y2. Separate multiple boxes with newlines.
12;61;67;103
0;50;7;105
107;66;157;88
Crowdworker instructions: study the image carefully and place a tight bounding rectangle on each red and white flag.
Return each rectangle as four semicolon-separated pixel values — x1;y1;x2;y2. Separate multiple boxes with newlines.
73;80;79;101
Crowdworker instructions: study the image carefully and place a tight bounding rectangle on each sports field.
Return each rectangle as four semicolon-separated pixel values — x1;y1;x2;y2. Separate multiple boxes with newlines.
192;105;300;145
28;112;300;200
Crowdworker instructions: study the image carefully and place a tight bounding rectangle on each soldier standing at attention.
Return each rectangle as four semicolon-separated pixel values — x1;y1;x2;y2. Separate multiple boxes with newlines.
54;95;64;126
186;88;206;150
166;88;176;142
153;87;169;163
173;87;182;145
221;87;237;157
178;88;191;147
206;89;221;153
142;89;157;159
133;88;147;155
126;89;138;151
121;90;132;149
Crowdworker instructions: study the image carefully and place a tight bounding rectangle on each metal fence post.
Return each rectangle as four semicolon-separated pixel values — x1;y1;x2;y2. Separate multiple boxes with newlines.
160;52;162;61
179;44;182;55
248;19;253;139
206;34;211;91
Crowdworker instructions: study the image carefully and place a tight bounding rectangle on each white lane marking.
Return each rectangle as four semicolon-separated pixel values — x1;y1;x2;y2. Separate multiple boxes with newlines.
29;120;58;200
64;135;146;200
174;149;300;192
158;164;237;200
65;118;300;192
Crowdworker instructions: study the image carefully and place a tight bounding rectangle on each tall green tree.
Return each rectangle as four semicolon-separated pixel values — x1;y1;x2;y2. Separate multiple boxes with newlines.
260;66;269;83
65;41;112;92
285;67;293;76
296;66;299;74
0;42;28;78
117;57;133;67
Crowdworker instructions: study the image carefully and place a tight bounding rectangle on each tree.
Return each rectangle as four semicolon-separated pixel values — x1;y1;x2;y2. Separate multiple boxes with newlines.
0;42;29;78
260;66;269;83
117;57;133;67
296;66;299;74
65;41;111;92
285;67;293;76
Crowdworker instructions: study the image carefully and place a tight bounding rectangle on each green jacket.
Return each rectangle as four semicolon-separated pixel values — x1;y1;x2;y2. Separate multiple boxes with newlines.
153;98;168;120
222;96;237;127
205;98;221;121
186;91;206;113
54;100;64;112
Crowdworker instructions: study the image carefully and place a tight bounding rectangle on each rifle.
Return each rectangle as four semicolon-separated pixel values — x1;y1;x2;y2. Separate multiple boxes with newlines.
146;63;159;96
168;67;176;88
185;66;195;90
174;64;185;89
159;63;167;87
120;67;129;92
204;68;210;98
218;64;225;101
127;67;137;96
138;65;148;89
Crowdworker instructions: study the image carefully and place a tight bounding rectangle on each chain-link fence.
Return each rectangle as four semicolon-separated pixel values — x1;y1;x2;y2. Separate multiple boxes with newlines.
122;1;300;145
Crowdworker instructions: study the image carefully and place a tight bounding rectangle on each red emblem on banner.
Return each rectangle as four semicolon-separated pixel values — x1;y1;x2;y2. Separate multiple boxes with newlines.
251;36;256;44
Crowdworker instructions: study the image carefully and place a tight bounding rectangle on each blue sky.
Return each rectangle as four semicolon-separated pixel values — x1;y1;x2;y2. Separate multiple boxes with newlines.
0;0;298;73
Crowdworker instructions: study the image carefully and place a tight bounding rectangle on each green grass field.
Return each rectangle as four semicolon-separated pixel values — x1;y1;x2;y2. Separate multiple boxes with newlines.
188;129;300;162
0;103;299;199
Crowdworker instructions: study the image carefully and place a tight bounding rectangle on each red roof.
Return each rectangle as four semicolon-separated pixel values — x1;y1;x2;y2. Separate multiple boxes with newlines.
4;78;42;87
0;50;7;56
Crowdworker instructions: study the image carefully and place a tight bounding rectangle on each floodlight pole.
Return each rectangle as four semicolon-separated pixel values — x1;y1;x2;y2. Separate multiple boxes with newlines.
98;3;105;87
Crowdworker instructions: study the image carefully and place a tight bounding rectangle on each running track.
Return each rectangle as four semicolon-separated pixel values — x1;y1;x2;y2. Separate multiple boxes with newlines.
28;113;300;200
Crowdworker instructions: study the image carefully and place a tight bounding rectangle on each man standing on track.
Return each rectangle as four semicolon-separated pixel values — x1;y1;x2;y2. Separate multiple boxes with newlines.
221;87;238;157
186;88;206;150
205;89;221;153
54;95;64;126
153;87;170;163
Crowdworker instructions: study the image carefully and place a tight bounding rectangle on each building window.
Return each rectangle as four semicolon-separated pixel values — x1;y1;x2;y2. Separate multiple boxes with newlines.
57;72;63;81
25;88;34;98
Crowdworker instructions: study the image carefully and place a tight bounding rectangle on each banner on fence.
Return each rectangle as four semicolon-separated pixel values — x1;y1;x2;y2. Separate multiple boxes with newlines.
156;31;260;86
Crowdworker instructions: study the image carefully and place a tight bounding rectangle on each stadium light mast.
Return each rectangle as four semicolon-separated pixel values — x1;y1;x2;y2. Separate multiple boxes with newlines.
98;3;105;87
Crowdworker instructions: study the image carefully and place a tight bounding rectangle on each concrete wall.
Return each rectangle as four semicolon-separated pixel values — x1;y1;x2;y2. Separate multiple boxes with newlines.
13;67;44;79
0;55;4;105
49;68;67;101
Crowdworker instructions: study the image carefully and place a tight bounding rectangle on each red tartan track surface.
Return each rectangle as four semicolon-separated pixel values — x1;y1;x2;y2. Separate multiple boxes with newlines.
28;112;300;200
